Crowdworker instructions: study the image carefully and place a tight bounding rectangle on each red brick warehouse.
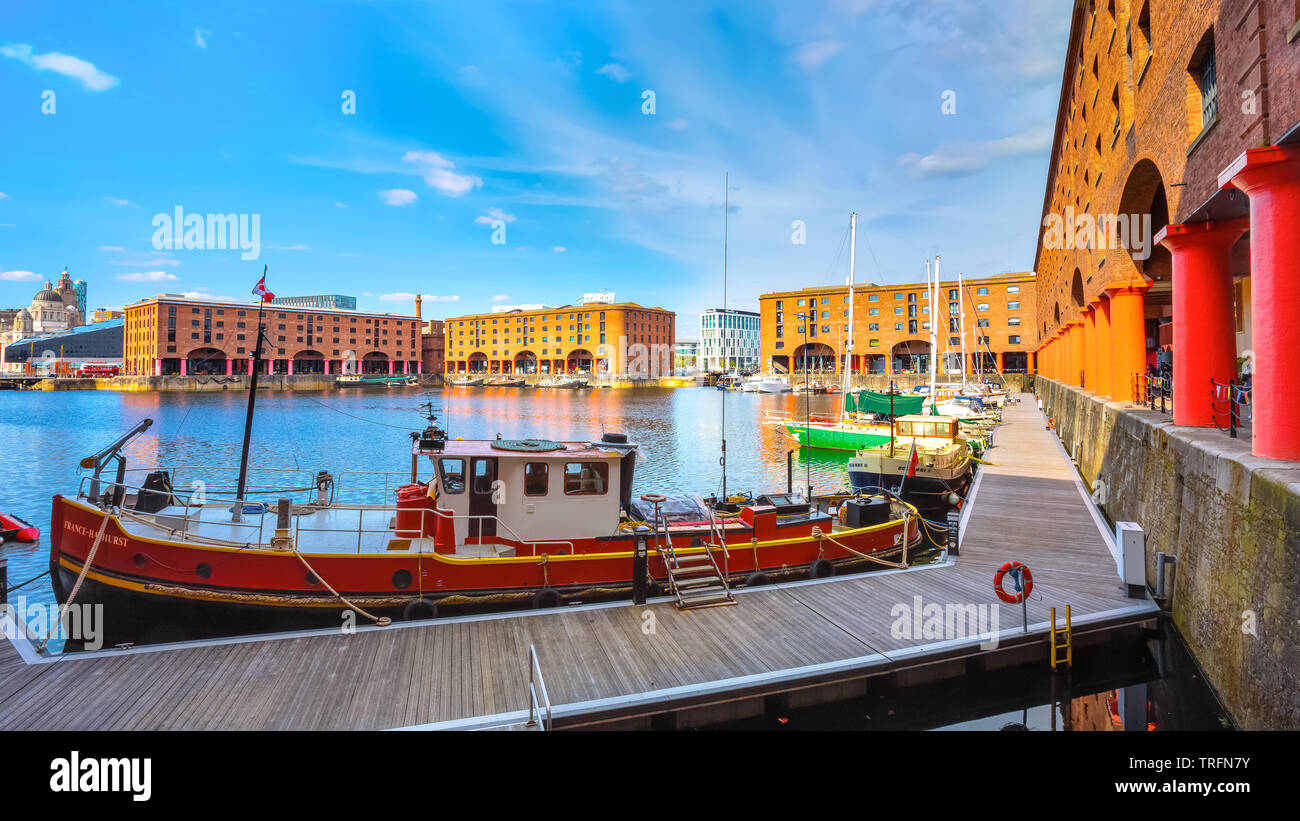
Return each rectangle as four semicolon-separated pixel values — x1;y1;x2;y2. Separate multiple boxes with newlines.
1034;0;1300;460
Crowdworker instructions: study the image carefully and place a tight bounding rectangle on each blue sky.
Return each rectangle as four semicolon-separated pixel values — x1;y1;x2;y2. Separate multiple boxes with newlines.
0;0;1071;330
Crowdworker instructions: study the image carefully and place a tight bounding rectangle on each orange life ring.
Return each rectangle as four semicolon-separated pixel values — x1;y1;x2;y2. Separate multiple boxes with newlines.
993;561;1033;604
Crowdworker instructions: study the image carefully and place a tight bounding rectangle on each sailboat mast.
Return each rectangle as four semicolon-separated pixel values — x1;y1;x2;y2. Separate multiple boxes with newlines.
929;256;939;402
958;271;968;383
846;212;856;384
720;172;728;502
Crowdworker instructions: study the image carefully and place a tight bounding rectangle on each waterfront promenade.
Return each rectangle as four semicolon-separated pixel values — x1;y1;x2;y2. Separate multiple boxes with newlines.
0;394;1157;730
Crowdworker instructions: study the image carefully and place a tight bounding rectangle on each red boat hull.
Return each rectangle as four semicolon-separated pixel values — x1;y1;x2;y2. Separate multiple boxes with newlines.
49;494;922;638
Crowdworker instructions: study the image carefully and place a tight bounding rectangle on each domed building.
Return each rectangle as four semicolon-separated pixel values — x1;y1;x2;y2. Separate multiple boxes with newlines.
1;268;86;372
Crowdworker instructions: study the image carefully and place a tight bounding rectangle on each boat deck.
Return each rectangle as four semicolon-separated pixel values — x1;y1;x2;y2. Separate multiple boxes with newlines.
0;393;1158;730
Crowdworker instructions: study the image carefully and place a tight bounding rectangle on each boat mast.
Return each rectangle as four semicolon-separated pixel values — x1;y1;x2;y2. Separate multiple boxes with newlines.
958;270;968;386
929;256;939;403
720;172;728;503
841;212;856;421
233;265;268;523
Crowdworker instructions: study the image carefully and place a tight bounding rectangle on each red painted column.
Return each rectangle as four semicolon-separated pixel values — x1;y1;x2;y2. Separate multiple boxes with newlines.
1081;306;1096;392
1221;145;1300;460
1105;279;1149;404
179;357;187;376
225;358;233;376
1093;297;1113;399
1156;219;1246;427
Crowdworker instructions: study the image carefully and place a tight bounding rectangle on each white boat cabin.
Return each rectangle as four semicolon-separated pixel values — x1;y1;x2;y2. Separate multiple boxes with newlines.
419;435;638;546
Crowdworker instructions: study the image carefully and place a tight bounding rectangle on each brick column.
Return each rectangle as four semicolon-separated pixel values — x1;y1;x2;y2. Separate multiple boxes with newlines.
1104;279;1150;405
1221;145;1300;460
1156;219;1246;428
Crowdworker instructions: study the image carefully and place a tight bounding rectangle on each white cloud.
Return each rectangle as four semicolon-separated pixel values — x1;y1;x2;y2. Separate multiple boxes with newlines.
474;207;517;224
380;188;418;206
379;292;459;302
491;294;511;302
897;126;1053;179
0;44;119;91
595;63;630;83
790;41;845;71
194;29;209;49
109;256;180;266
551;246;566;253
267;244;310;251
401;151;482;197
665;118;688;131
97;245;125;252
333;202;348;208
105;197;130;206
116;271;177;282
0;192;9;199
1;270;41;282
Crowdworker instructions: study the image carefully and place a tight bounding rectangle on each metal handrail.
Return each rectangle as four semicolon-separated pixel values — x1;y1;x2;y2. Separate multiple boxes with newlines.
526;644;552;731
1209;377;1250;438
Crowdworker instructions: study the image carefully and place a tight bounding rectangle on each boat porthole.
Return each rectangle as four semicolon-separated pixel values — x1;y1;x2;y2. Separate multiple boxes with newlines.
305;572;320;586
392;569;413;589
132;553;148;568
690;536;704;547
195;563;212;579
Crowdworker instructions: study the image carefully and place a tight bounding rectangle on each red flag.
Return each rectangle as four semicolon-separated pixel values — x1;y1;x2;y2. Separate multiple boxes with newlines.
252;274;275;302
905;443;919;478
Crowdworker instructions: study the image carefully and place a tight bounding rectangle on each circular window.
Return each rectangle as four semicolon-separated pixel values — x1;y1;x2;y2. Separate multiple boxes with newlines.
392;569;413;589
195;563;212;579
305;572;320;586
132;553;148;568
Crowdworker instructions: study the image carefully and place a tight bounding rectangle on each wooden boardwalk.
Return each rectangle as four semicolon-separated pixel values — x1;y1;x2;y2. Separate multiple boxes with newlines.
0;394;1157;730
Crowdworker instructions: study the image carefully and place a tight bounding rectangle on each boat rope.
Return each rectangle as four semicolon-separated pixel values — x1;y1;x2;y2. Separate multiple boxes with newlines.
4;568;50;594
811;525;908;569
300;394;434;431
292;551;392;627
36;510;113;653
116;507;256;549
539;553;550;588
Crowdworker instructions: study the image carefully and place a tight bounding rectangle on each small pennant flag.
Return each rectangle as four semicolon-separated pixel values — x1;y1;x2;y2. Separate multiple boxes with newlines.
252;267;275;302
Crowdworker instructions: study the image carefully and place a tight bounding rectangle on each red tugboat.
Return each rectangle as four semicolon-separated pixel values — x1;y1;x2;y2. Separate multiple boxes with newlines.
48;273;922;641
49;412;922;639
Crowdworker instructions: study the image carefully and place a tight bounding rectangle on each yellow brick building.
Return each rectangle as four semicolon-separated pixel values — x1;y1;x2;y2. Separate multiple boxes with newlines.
442;300;675;376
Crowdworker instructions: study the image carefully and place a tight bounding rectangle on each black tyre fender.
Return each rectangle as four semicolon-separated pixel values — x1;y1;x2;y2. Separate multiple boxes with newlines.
744;572;771;588
402;597;439;621
532;588;564;609
808;558;835;579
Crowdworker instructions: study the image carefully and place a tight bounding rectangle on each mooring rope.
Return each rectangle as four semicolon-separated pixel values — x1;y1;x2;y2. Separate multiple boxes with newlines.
292;551;391;626
811;525;908;569
4;568;50;594
36;510;113;653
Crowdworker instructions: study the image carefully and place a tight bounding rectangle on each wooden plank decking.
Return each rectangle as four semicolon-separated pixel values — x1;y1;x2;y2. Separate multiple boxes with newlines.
0;394;1157;730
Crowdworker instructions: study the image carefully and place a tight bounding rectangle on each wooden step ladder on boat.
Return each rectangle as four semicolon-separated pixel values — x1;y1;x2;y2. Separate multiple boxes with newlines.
641;494;736;610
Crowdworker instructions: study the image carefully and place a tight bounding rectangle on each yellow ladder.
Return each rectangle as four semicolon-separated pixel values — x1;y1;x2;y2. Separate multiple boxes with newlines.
1050;605;1072;669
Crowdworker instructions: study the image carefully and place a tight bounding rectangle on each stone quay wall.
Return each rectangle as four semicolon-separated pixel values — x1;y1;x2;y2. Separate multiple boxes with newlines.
1037;376;1300;730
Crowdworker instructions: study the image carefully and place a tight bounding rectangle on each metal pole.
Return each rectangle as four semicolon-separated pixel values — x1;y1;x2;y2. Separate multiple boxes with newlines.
632;526;649;605
787;449;794;494
234;273;268;523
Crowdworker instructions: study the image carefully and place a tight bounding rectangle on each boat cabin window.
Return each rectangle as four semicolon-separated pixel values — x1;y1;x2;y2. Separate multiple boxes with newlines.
564;462;608;495
897;420;956;439
471;460;496;494
438;458;465;493
524;462;549;496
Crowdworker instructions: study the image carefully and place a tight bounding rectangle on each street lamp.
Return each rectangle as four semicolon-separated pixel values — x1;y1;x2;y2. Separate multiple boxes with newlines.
796;313;812;502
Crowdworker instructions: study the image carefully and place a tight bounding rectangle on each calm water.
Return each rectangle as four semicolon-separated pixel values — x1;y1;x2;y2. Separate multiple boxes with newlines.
0;386;862;634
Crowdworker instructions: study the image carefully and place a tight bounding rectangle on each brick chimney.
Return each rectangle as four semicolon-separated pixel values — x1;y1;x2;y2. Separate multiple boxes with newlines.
415;294;422;319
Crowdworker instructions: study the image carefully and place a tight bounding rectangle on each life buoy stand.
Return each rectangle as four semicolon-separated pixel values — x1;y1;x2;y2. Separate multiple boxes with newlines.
993;561;1033;604
402;597;438;621
640;493;666;504
1046;417;1056;431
